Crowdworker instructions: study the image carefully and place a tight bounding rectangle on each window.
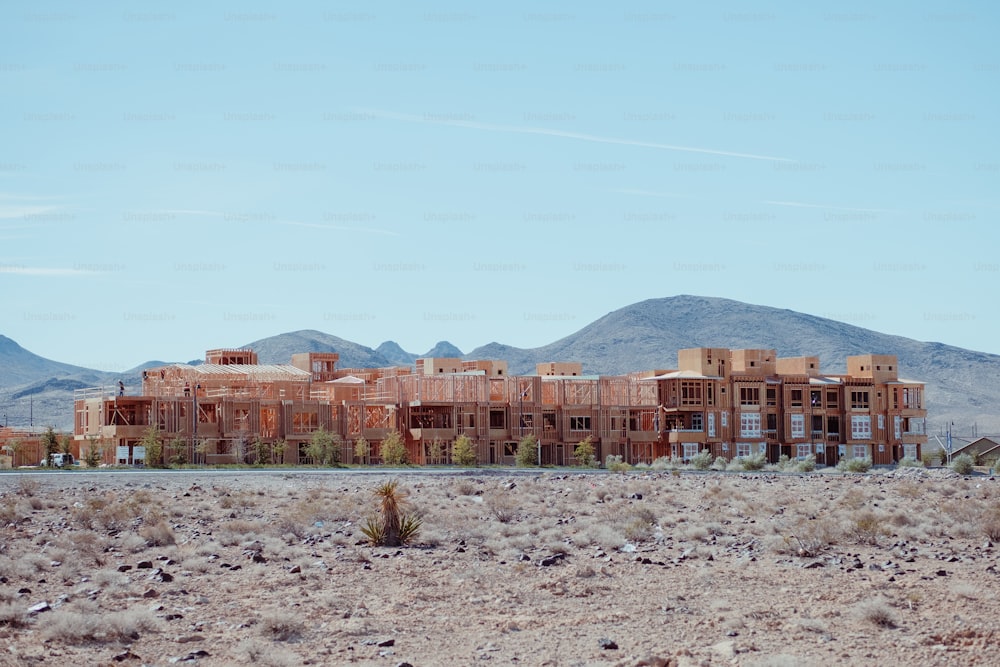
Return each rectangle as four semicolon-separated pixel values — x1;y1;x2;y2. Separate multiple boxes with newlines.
790;414;805;438
766;388;777;406
852;444;868;460
904;417;925;434
850;415;872;439
740;412;761;437
708;412;716;437
811;415;823;434
691;413;703;431
736;442;751;457
902;387;921;408
766;413;777;431
894;416;901;438
707;384;715;406
542;411;556;431
489;410;506;429
721;411;728;427
827;416;839;435
851;391;870;409
569;416;591;431
683;443;699;461
292;411;319;432
796;443;812;460
790;389;803;407
826;391;838;408
680;381;702;405
810;390;821;407
740;387;760;406
503;442;517;457
903;444;917;459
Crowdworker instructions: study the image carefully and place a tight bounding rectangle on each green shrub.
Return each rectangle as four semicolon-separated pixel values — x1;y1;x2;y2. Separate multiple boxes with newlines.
837;456;872;473
573;436;596;467
305;427;341;466
515;436;538;467
951;453;975;475
739;452;767;471
605;454;631;473
380;431;408;466
897;456;924;468
690;449;714;470
452;435;477;467
354;437;370;464
921;449;940;467
711;456;728;471
794;455;816;472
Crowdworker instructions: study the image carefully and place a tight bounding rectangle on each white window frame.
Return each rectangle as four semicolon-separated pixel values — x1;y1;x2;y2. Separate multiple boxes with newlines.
903;444;917;460
682;443;699;461
740;412;761;438
850;415;872;439
736;442;751;457
852;444;868;460
790;414;805;439
708;412;716;438
796;443;812;460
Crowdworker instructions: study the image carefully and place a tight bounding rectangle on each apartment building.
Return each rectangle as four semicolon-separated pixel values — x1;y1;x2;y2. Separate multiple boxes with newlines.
72;347;927;467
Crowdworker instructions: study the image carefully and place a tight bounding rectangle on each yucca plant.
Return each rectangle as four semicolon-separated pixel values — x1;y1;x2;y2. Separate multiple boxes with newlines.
360;480;422;546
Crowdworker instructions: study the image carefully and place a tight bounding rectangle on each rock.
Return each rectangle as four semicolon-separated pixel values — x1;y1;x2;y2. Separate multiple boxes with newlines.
27;601;51;615
176;635;204;643
137;561;154;569
112;650;140;662
630;493;643;500
598;638;618;650
377;639;395;647
118;565;133;572
289;565;301;574
936;570;948;577
711;640;736;659
538;553;566;567
802;560;825;569
143;589;159;598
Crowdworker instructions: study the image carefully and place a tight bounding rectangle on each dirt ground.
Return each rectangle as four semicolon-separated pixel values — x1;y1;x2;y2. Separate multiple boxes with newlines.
1;466;998;666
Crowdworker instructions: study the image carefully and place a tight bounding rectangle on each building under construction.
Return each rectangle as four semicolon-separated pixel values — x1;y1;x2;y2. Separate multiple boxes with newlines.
72;347;928;467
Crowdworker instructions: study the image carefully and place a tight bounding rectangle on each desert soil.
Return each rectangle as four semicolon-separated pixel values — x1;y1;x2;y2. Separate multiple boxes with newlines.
1;466;999;667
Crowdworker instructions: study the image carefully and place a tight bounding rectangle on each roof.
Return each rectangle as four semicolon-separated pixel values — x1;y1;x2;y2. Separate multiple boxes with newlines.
328;375;366;384
174;363;311;382
809;377;843;385
640;370;723;380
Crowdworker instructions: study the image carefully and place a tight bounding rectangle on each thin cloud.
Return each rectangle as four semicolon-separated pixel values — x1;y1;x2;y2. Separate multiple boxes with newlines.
366;109;794;162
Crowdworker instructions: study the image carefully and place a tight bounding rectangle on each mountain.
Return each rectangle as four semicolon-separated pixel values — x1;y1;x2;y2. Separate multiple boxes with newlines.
3;295;998;435
375;341;417;367
243;329;391;369
423;341;464;358
0;335;102;388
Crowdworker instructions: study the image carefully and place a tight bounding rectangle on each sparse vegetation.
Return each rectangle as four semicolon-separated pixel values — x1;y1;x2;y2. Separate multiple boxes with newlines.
354;437;370;464
690;449;714;470
605;454;631;473
42;426;59;466
305;427;341;466
739;452;767;471
837;456;873;473
360;480;421;546
897;456;924;468
573;436;596;467
139;425;163;467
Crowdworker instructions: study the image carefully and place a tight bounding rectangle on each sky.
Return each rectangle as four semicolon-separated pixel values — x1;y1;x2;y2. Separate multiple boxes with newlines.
2;1;998;372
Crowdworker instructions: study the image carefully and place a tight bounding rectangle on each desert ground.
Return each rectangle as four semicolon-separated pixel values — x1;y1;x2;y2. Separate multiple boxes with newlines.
1;466;998;667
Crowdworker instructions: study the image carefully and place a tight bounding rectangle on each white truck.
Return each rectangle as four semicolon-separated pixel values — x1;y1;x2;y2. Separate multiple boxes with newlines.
41;453;75;468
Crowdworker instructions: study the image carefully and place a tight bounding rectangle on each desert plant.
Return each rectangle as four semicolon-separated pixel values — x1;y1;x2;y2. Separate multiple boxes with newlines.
739;452;767;471
452;434;477;466
360;480;421;546
167;436;188;466
794;455;817;472
573;436;596;467
354;437;370;464
982;508;1000;543
951;453;974;475
837;456;872;473
897;456;924;468
516;435;538;467
711;456;728;471
850;510;887;544
427;438;446;465
921;449;940;467
690;449;714;470
379;430;408;466
854;598;898;628
605;454;631;473
272;439;287;464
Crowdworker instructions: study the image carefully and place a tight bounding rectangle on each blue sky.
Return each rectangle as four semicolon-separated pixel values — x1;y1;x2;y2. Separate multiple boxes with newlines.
2;1;998;371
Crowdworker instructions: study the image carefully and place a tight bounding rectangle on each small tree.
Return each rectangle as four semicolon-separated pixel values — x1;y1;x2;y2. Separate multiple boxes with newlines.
84;436;103;468
452;434;477;466
427;438;446;465
380;430;408;466
42;426;59;466
6;438;24;467
252;436;269;465
59;434;73;456
306;427;341;466
516;435;538;467
354;437;370;465
167;436;187;466
272;439;287;465
573;436;596;467
139;426;163;467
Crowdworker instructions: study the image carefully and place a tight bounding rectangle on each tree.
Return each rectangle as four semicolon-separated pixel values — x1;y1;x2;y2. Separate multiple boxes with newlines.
272;439;287;465
84;435;103;468
573;435;596;467
253;436;269;465
41;426;59;466
516;435;539;467
139;426;163;467
452;434;477;467
354;437;370;465
306;427;341;466
427;438;446;465
4;438;24;467
380;430;408;466
167;437;187;466
59;434;73;456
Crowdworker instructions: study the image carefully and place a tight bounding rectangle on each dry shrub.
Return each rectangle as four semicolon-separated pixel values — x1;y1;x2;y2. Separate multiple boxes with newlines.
42;608;158;644
982;505;1000;542
853;598;898;628
139;519;176;546
237;640;299;667
0;602;29;628
16;477;40;497
216;519;267;546
260;611;304;641
485;491;517;523
849;510;887;545
453;479;479;496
